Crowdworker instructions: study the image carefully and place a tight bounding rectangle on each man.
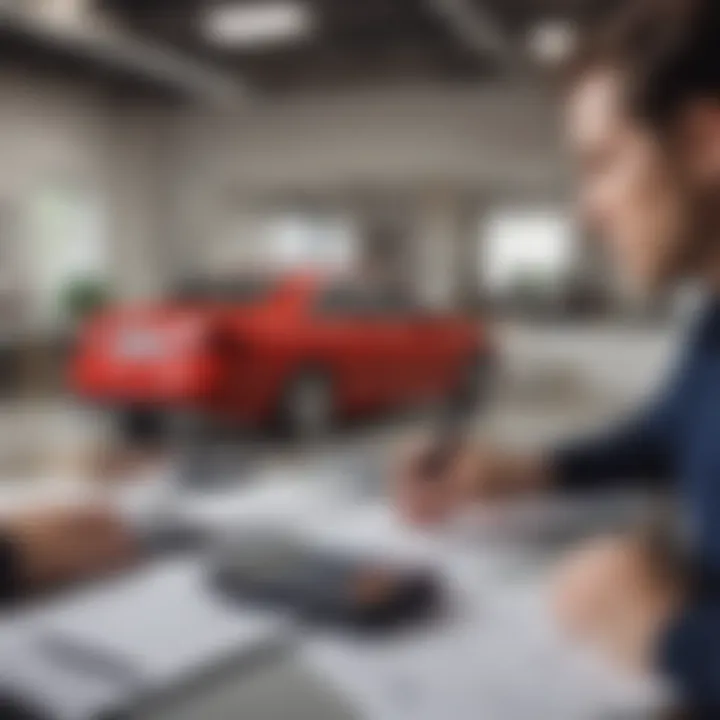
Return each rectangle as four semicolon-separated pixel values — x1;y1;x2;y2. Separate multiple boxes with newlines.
396;0;720;711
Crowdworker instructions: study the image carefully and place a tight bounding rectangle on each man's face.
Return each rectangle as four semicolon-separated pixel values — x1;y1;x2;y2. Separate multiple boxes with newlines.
566;70;700;293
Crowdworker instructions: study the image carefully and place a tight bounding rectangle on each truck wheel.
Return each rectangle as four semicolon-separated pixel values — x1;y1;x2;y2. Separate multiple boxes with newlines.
451;354;495;413
116;407;164;445
277;370;335;440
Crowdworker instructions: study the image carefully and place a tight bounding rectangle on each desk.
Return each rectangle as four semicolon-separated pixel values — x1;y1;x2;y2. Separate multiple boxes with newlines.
133;493;666;720
0;469;669;720
132;656;357;720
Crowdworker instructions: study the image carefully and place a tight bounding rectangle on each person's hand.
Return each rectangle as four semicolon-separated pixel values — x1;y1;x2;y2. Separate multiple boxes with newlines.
2;504;138;592
552;534;685;676
393;435;548;525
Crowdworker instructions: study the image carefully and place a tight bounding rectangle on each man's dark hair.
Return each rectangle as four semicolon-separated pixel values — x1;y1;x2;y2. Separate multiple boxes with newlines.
567;0;720;129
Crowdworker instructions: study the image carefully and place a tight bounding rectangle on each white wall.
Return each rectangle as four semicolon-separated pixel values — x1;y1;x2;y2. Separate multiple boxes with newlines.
0;68;175;319
0;70;109;203
180;83;565;192
0;72;573;317
171;83;570;293
104;96;179;299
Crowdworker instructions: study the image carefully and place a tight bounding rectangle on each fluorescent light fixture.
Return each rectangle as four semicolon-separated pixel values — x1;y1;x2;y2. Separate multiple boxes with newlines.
204;1;314;48
527;20;576;65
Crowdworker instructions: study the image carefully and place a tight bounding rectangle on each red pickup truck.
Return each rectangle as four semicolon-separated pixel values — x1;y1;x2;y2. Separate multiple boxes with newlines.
71;273;493;439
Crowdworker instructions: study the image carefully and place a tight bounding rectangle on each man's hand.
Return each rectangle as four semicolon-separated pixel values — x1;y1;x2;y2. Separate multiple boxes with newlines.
2;504;137;592
552;534;686;676
393;435;550;525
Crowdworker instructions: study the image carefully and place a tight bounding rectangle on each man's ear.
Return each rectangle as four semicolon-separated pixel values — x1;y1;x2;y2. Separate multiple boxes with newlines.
676;100;720;183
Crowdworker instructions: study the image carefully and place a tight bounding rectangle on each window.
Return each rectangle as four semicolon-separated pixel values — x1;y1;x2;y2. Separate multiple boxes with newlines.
479;208;575;297
263;212;358;271
315;285;373;317
371;288;419;317
315;284;417;319
173;276;274;304
26;184;108;327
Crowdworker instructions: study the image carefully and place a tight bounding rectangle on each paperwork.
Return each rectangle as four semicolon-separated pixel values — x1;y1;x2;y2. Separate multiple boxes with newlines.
0;561;288;720
0;469;670;720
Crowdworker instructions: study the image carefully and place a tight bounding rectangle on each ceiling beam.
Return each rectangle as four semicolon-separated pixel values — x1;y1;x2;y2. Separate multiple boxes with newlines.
427;0;520;70
0;4;243;103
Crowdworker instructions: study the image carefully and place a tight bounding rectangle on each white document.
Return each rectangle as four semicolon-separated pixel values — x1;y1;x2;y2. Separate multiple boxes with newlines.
0;560;290;720
0;480;671;720
306;587;665;720
303;503;669;720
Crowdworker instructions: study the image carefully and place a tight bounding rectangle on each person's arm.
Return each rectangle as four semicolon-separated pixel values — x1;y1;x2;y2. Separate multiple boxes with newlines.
550;527;720;716
470;347;690;500
550;308;711;494
0;532;21;603
550;394;678;492
396;327;699;521
395;395;680;524
660;601;720;714
0;506;136;605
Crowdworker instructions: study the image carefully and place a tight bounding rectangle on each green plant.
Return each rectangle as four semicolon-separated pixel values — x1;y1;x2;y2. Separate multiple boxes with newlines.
59;276;111;322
